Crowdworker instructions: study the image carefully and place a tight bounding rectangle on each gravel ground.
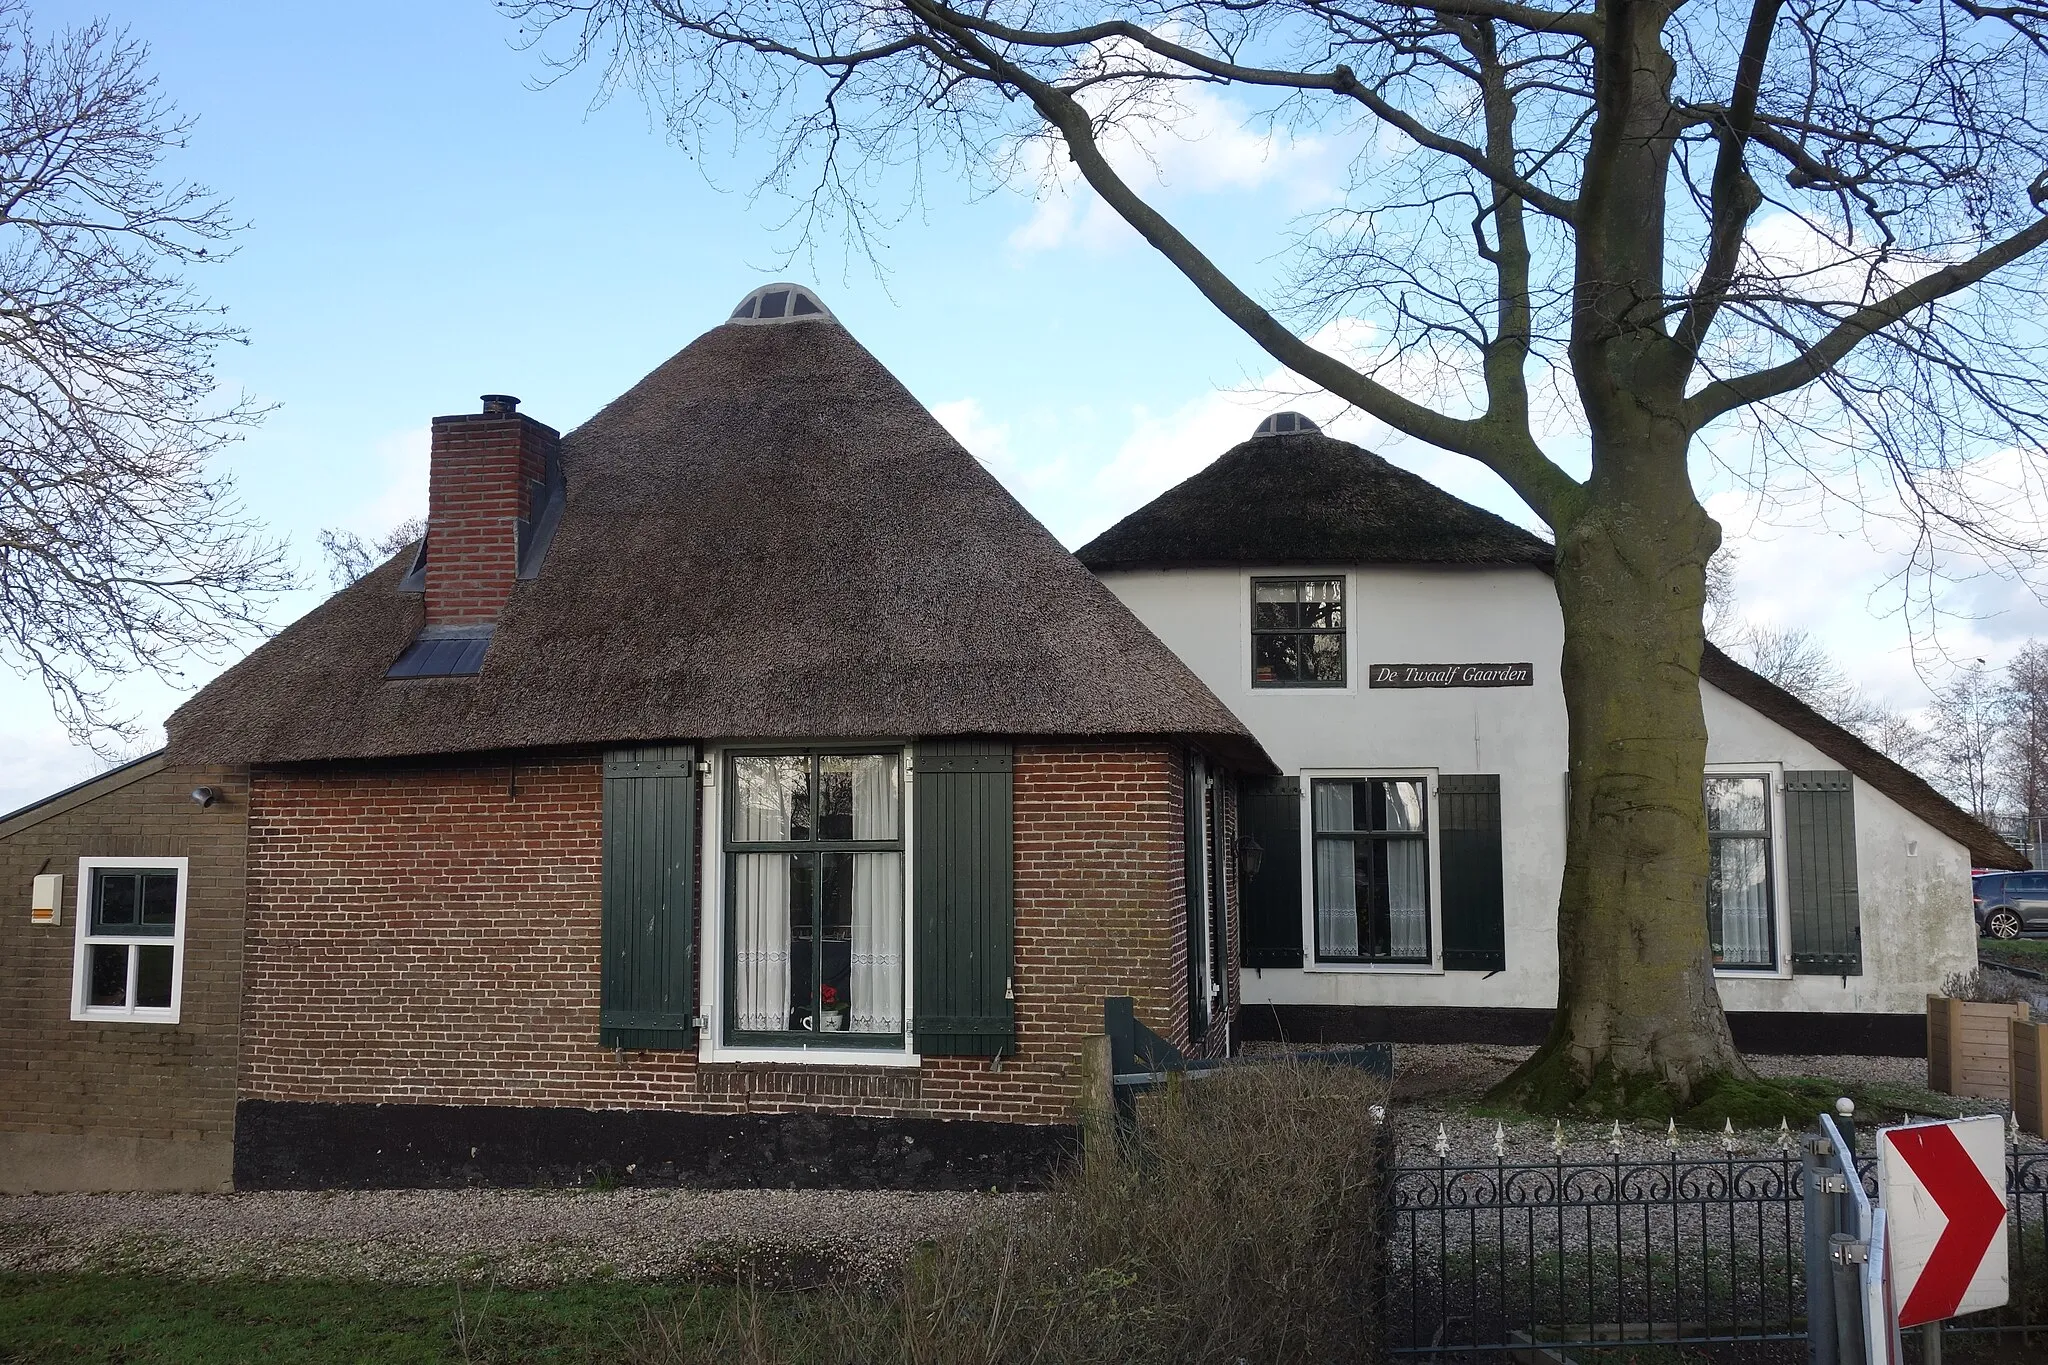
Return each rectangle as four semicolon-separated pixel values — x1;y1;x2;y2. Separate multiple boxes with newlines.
0;1187;1026;1287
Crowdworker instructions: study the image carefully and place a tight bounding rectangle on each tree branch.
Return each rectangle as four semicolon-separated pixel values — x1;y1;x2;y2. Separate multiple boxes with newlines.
1687;212;2048;425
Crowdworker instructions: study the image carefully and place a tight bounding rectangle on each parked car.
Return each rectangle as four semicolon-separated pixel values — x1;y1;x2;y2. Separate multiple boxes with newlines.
1975;870;2048;938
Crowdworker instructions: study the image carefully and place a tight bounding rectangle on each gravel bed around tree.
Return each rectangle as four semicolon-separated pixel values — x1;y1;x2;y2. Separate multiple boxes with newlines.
0;1187;1028;1286
1387;1043;2035;1164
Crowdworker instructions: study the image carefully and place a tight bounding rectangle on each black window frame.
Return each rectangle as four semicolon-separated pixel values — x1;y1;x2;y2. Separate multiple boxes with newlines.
1705;772;1778;971
1309;776;1433;965
722;746;908;1049
1251;576;1347;689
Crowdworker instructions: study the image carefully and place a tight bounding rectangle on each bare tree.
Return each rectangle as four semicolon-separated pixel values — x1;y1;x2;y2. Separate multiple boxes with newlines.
320;516;425;588
2004;641;2048;857
509;0;2048;1110
0;4;287;750
1931;663;2008;826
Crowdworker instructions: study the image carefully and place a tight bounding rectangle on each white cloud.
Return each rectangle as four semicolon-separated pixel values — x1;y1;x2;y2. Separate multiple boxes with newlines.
1007;84;1338;254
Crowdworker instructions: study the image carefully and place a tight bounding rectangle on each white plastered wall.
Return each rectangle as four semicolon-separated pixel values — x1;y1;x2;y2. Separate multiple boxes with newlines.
1099;563;1975;1016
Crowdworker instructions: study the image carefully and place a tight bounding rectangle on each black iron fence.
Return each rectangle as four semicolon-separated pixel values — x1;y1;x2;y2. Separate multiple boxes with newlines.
1384;1137;2048;1357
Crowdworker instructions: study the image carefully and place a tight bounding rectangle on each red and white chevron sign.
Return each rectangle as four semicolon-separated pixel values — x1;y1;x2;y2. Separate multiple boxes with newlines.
1877;1115;2009;1329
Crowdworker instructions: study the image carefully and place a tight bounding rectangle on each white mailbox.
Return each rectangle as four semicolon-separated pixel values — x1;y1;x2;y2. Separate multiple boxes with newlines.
30;872;62;925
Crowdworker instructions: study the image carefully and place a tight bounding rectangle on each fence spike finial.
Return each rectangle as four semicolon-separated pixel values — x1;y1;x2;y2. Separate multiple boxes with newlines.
1667;1117;1679;1150
1435;1123;1450;1159
1494;1121;1506;1159
1553;1119;1566;1156
1609;1119;1623;1154
1722;1117;1737;1153
1778;1117;1792;1153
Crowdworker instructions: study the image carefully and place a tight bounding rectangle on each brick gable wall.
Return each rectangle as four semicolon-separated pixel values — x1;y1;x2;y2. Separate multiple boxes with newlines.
241;742;1215;1126
0;762;247;1191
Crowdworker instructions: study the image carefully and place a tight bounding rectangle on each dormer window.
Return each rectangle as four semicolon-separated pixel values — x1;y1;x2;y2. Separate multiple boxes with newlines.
728;283;834;325
1252;577;1346;687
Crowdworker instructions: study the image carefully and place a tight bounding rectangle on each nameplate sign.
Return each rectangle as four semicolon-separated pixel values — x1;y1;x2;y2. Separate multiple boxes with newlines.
1368;662;1534;689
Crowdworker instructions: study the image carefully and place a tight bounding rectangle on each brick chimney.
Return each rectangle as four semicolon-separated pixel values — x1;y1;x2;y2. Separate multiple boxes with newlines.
423;395;562;626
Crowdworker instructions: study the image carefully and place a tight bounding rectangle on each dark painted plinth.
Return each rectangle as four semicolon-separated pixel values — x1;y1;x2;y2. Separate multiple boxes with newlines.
1236;1004;1927;1058
234;1100;1075;1191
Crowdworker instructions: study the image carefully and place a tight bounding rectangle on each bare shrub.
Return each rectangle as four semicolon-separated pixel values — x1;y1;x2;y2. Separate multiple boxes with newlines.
636;1058;1389;1365
1942;968;2037;1006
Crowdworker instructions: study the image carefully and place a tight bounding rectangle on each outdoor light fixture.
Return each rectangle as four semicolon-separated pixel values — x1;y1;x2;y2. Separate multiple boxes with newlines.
190;786;219;809
1238;834;1265;879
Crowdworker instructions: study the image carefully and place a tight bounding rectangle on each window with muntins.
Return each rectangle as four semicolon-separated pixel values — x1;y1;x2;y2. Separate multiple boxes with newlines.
1312;778;1430;963
1707;775;1775;969
726;750;905;1044
1252;578;1345;687
73;859;186;1021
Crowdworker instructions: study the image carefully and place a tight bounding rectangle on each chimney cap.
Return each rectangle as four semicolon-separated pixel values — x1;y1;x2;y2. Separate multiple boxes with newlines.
480;394;521;414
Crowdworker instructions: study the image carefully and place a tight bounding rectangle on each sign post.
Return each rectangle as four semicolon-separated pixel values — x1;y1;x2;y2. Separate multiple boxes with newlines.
1876;1114;2009;1362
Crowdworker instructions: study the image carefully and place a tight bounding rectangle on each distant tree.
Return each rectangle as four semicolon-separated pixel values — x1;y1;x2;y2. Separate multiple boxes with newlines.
2004;641;2048;855
513;0;2048;1113
1931;663;2008;826
0;3;286;750
320;517;426;588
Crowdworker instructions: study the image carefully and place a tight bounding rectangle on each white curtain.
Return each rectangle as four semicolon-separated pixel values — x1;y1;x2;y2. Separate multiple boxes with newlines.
1315;839;1359;958
733;757;804;841
849;755;904;1033
850;854;905;1033
1387;838;1429;960
733;854;792;1031
1713;837;1773;967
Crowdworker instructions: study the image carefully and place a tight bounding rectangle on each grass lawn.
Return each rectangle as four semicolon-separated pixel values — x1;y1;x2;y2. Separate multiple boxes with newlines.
1981;938;2048;969
0;1274;779;1365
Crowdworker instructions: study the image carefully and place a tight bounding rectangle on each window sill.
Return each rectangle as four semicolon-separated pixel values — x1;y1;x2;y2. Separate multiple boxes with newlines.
700;1042;921;1068
1302;961;1443;975
71;1008;180;1025
1713;967;1791;981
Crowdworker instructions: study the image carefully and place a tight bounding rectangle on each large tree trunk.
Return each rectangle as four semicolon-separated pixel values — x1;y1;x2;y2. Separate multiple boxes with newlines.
1492;469;1755;1115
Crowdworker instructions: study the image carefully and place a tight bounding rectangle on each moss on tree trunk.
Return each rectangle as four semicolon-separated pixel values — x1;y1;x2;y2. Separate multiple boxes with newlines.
1489;484;1780;1120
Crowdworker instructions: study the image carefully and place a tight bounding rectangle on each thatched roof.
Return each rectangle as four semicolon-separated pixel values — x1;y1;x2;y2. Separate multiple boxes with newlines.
1077;423;2023;868
1074;429;1555;572
1699;644;2026;870
166;313;1267;770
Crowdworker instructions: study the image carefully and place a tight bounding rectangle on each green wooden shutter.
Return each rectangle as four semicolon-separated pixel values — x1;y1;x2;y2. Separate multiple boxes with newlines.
1439;775;1506;972
600;745;699;1049
1240;777;1304;968
913;741;1015;1056
1786;770;1862;975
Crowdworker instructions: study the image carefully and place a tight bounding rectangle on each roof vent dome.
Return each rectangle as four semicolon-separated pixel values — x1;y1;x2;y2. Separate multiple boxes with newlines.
728;282;835;325
1253;411;1320;438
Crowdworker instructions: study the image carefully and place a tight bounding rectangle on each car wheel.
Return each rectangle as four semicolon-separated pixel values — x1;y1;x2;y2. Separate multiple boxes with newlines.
1988;909;2024;939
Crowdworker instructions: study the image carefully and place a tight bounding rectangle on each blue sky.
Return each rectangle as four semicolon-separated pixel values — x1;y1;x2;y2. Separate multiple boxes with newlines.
4;0;2044;814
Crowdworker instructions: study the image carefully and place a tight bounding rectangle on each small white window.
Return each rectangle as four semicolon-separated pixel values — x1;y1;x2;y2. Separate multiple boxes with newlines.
71;857;188;1023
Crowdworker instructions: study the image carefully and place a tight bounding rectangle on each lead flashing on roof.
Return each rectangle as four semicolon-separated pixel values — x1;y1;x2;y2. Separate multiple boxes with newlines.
387;625;494;679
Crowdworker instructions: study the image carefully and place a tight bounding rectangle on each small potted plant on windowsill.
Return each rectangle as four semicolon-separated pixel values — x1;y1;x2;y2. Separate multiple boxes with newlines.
819;984;848;1031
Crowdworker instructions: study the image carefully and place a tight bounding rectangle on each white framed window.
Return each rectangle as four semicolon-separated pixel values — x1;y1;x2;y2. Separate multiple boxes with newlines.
698;744;919;1067
1300;770;1441;971
71;856;189;1024
1706;766;1789;975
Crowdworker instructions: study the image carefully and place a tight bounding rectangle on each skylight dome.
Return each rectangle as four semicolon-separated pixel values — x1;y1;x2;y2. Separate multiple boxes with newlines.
728;282;835;325
1253;411;1320;438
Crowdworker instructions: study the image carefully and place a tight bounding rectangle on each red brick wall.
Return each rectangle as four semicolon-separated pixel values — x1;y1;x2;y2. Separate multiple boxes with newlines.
241;742;1204;1124
422;411;555;626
